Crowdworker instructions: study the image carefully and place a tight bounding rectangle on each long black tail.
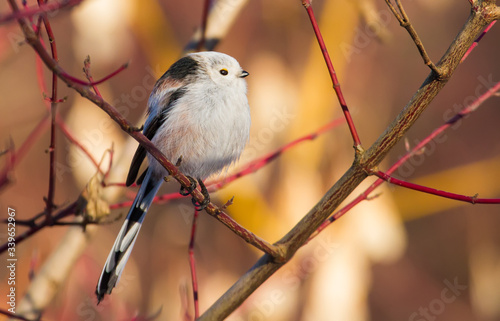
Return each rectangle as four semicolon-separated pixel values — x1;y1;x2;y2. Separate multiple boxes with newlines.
96;169;162;303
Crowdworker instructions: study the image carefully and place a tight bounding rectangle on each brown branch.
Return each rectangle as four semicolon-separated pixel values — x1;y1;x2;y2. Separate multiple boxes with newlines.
385;0;442;76
198;1;498;319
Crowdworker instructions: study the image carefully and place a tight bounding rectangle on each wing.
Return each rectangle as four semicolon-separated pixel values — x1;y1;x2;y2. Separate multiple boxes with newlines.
125;86;189;186
126;56;200;186
125;115;163;186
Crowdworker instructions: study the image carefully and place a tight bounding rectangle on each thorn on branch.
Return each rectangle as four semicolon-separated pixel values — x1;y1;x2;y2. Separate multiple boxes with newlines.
221;196;235;210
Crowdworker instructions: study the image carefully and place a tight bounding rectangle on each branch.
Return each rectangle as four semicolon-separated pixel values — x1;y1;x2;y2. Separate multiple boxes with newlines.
375;171;500;204
198;1;497;318
0;0;83;25
461;21;497;62
301;0;362;148
0;116;50;191
385;0;442;76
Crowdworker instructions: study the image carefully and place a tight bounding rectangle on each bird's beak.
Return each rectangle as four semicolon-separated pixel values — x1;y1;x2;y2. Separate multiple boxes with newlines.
240;70;249;78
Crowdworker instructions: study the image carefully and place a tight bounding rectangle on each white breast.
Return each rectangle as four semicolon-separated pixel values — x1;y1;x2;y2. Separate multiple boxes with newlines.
149;81;250;180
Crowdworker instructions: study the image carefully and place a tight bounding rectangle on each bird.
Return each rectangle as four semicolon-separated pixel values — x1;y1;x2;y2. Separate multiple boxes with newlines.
96;51;251;303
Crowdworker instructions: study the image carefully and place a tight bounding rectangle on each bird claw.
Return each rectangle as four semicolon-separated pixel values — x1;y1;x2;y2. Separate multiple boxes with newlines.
192;179;210;211
179;176;197;196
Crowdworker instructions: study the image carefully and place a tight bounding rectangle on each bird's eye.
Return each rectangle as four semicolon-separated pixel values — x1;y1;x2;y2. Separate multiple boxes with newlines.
220;69;228;76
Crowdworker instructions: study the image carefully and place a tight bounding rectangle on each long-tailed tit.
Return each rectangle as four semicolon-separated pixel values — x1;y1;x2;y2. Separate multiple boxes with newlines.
96;52;251;303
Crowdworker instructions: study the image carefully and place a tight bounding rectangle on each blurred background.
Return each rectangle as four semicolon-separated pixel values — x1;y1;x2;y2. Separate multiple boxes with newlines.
1;0;500;320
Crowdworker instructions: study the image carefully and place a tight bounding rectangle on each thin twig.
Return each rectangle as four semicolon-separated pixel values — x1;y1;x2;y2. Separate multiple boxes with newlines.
197;0;212;51
0;201;79;254
374;170;500;204
61;62;129;87
385;0;442;76
39;6;58;223
188;209;200;318
207;117;345;191
301;0;362;149
0;116;50;190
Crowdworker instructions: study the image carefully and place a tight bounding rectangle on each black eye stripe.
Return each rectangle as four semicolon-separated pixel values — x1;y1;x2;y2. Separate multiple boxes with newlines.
220;69;228;76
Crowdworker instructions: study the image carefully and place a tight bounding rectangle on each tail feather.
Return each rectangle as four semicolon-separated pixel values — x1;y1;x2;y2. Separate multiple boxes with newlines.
96;169;162;303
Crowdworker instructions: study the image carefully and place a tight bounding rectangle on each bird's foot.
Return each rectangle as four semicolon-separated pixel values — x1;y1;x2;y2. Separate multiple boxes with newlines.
179;176;197;196
192;178;210;211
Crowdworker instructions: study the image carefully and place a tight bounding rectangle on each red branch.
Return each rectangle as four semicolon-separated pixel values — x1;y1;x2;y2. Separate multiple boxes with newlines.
0;0;84;25
0;116;50;190
313;79;500;236
60;62;129;87
461;21;496;62
375;170;500;204
208;117;345;190
301;0;362;148
39;4;59;221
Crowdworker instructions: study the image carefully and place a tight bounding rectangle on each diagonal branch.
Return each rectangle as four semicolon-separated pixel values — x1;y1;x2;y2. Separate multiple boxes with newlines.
199;1;498;319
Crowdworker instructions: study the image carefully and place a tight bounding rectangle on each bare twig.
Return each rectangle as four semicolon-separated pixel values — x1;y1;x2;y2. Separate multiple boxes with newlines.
374;170;500;204
385;0;442;76
301;0;362;149
185;0;249;52
189;209;200;318
40;10;59;222
0;116;50;191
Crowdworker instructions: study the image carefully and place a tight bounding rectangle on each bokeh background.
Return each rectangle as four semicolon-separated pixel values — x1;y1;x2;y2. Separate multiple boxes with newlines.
1;0;500;320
